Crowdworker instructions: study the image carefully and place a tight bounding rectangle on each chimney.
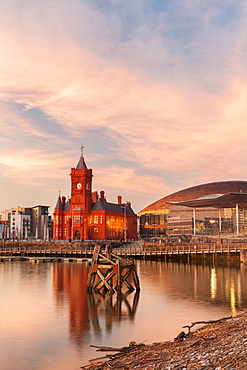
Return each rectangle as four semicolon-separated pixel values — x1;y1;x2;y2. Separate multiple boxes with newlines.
100;191;105;200
62;196;66;205
93;191;98;203
118;196;122;205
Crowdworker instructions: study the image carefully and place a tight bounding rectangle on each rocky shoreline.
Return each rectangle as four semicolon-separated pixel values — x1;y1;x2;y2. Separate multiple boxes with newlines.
81;311;247;369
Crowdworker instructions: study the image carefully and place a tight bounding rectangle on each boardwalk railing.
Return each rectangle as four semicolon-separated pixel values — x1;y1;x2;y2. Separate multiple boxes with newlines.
0;241;247;258
141;242;244;255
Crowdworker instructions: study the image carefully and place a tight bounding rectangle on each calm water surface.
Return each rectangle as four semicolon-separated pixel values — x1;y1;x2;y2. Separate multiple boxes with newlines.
1;259;247;370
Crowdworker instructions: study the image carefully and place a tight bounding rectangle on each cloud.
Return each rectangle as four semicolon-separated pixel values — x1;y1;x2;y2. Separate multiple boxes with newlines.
1;0;247;212
0;149;72;186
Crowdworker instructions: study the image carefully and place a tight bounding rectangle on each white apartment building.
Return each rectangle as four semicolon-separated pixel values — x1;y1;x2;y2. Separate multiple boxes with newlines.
0;205;52;240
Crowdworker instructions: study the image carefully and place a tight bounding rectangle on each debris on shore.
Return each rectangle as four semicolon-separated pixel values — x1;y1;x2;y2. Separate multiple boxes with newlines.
81;311;247;369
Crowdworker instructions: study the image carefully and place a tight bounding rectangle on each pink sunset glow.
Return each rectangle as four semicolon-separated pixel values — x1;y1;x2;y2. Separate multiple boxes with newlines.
1;1;247;213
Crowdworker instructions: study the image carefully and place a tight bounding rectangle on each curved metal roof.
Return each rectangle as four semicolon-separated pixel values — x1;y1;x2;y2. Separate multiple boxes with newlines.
140;181;247;214
167;192;247;208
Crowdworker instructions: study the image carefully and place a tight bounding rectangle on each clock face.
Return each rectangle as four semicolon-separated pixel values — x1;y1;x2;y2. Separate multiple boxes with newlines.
76;183;82;189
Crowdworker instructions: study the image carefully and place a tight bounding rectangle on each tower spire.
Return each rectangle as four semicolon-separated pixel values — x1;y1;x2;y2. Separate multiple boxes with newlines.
81;144;84;157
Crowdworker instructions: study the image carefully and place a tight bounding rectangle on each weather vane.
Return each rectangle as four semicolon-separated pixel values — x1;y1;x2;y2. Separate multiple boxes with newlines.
81;144;84;157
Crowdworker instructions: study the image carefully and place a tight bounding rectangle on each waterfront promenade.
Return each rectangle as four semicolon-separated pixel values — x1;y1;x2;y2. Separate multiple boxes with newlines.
1;239;247;262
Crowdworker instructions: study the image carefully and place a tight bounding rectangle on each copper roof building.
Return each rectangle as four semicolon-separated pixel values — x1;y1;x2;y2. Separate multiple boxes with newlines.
139;181;247;239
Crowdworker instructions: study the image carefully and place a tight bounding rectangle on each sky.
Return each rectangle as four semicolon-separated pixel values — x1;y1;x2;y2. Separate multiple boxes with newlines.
1;0;247;215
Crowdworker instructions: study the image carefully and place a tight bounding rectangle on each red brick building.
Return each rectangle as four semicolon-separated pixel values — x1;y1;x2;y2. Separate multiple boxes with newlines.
53;152;137;241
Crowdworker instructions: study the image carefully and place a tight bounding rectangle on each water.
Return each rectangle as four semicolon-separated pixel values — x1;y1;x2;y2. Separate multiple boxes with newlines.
1;259;247;370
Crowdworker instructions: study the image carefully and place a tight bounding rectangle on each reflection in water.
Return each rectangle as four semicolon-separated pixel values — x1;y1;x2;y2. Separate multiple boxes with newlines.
51;260;247;351
53;263;90;347
87;291;140;336
230;280;236;314
52;263;140;344
52;261;247;346
138;260;247;315
210;268;217;299
2;259;247;370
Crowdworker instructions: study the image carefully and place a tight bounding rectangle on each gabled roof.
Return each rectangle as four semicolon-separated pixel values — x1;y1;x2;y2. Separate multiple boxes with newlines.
76;156;87;169
91;199;135;214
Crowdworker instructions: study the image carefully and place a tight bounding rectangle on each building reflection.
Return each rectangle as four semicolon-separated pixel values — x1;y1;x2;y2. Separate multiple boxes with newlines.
139;260;247;314
210;268;217;299
52;260;247;348
52;263;140;345
53;263;90;346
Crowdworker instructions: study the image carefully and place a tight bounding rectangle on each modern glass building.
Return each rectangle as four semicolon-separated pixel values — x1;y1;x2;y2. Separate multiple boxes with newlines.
139;181;247;239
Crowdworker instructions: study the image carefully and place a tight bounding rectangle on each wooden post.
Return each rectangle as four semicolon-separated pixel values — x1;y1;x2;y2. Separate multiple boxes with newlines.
87;244;101;291
87;245;141;293
116;259;122;292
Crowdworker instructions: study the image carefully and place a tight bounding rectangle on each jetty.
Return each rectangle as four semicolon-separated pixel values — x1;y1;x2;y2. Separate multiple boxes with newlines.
1;238;247;263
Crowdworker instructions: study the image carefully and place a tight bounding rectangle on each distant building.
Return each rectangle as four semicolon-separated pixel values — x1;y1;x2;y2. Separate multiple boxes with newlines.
53;151;137;241
0;206;52;240
139;181;247;238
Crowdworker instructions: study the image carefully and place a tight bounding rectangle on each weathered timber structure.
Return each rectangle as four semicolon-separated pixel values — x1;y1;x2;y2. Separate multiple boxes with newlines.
87;245;140;293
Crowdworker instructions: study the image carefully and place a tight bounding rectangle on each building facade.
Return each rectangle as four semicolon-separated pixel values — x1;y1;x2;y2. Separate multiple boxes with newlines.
53;153;137;241
0;206;52;240
139;181;247;238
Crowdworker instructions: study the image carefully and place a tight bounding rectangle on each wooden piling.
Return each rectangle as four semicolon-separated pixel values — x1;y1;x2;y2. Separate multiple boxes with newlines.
87;245;140;293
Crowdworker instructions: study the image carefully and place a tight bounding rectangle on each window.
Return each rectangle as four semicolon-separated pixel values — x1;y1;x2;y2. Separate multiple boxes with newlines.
94;228;98;233
100;215;103;224
74;215;80;224
93;215;98;224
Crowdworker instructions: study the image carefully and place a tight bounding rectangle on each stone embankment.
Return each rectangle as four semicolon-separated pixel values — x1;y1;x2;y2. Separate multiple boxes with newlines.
82;311;247;369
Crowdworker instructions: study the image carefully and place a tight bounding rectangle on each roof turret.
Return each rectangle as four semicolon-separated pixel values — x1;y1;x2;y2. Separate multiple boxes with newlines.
54;194;63;210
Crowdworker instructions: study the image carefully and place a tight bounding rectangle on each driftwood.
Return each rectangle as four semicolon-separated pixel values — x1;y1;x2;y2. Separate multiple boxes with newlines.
81;342;146;369
182;315;232;334
174;315;232;342
89;342;145;353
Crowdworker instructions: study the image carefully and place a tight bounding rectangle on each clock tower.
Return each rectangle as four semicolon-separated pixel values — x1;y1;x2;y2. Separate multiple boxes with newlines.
70;146;93;212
